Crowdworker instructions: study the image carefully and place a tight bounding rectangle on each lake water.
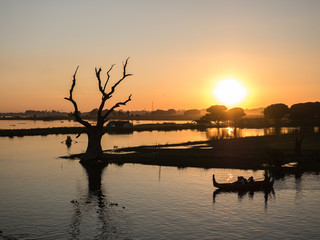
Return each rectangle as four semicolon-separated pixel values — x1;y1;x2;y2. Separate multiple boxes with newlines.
1;133;320;239
0;120;191;130
0;119;307;141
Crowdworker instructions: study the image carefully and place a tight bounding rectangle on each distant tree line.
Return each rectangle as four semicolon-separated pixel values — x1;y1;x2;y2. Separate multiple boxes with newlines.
263;102;320;126
85;108;202;119
86;108;131;119
149;109;201;116
151;109;177;116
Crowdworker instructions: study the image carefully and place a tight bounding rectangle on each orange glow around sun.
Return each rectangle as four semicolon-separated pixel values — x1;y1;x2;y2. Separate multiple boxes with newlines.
213;79;248;107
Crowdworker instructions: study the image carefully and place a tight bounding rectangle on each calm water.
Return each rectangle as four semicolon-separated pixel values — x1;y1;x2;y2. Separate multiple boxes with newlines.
0;120;191;130
0;119;306;141
1;133;320;239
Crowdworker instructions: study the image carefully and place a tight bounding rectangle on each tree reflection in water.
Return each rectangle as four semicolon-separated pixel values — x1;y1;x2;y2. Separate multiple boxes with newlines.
69;162;127;240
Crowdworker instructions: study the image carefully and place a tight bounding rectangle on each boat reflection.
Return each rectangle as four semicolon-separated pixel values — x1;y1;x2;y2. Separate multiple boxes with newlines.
212;187;275;209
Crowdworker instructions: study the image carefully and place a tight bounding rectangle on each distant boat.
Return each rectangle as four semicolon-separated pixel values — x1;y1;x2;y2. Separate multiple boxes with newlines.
212;174;274;191
65;136;72;146
106;120;133;133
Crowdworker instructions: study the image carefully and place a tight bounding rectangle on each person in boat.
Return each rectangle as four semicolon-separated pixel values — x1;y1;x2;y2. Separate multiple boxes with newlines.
264;171;271;182
65;136;72;145
237;176;247;184
248;176;254;183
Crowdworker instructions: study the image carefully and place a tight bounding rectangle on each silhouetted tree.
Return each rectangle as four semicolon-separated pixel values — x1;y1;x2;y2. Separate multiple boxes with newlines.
65;58;132;164
227;107;246;125
201;105;227;126
150;109;177;116
290;102;320;124
151;110;166;115
290;103;310;122
263;103;289;125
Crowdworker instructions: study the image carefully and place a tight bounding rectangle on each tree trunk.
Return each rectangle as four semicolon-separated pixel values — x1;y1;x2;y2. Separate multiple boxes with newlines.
81;127;104;164
65;60;132;166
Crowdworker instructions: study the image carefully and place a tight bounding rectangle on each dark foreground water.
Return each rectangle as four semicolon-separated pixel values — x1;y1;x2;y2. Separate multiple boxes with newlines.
1;133;320;239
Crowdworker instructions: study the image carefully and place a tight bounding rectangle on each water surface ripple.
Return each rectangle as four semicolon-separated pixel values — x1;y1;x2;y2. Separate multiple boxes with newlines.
0;135;320;239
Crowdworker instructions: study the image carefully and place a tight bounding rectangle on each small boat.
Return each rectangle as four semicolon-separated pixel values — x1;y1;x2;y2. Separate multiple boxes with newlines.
212;174;274;191
65;136;72;146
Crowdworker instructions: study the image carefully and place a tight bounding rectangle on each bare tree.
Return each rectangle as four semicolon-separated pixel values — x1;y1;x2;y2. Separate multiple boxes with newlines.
65;58;132;164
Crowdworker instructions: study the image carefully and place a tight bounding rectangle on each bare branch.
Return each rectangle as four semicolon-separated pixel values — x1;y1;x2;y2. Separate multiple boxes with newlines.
76;131;84;138
69;66;79;99
106;57;132;99
123;57;129;76
95;67;106;97
64;66;91;128
103;94;132;124
103;64;115;92
96;64;116;124
97;59;132;125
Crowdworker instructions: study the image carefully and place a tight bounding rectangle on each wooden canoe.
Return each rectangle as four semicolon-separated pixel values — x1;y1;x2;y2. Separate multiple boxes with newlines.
212;174;274;191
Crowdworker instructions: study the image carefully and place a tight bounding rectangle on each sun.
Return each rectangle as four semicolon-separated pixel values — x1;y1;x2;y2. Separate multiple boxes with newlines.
213;79;247;107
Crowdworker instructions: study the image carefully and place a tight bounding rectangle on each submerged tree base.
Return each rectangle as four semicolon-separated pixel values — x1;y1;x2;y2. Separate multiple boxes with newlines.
79;156;108;168
80;159;108;192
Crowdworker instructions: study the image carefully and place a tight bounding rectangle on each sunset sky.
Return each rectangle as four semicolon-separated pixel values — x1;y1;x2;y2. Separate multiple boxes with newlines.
1;0;320;112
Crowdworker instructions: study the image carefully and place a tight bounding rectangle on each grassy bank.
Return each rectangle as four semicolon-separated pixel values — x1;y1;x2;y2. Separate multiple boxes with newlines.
63;134;320;171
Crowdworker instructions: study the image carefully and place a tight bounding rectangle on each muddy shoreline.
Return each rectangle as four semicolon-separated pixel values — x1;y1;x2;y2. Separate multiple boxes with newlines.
62;134;320;171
